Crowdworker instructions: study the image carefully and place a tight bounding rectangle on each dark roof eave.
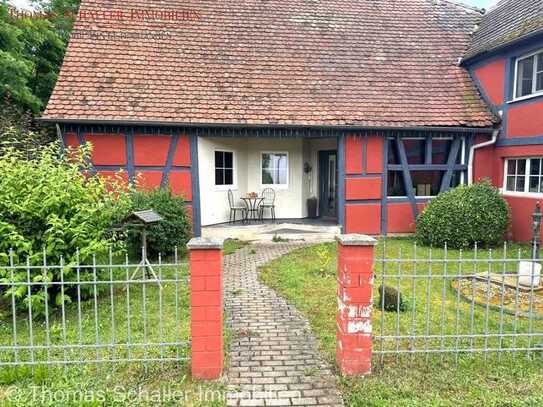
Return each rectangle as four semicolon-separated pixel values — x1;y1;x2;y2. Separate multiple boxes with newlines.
462;28;543;66
39;117;497;134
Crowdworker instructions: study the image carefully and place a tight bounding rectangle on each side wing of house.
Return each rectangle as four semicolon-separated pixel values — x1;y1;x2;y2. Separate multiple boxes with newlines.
467;32;543;241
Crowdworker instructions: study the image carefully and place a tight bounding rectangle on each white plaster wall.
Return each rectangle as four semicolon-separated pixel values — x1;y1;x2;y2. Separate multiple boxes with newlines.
198;137;337;225
198;137;248;226
246;138;305;219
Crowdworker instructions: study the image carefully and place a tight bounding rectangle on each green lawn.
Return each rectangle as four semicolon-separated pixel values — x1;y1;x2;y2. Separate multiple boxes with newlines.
260;238;543;406
0;262;226;406
223;239;249;255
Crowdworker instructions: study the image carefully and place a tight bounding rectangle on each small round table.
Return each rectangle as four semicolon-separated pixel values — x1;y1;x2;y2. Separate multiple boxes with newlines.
241;197;264;222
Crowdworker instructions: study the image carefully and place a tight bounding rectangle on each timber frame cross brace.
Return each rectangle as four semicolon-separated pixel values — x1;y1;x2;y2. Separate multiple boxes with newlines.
393;135;466;220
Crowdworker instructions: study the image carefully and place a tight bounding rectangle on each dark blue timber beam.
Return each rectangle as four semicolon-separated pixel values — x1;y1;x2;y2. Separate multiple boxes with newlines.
439;137;462;193
380;134;389;235
337;134;346;233
126;128;135;182
395;135;418;220
190;132;202;237
161;134;179;188
425;134;432;165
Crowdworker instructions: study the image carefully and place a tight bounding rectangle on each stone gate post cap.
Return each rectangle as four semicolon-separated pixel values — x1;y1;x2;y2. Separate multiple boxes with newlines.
336;234;377;246
187;237;225;250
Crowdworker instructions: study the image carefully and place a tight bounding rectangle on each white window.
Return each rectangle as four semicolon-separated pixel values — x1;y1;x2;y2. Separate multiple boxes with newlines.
514;50;543;99
214;150;235;188
261;152;288;187
504;158;543;195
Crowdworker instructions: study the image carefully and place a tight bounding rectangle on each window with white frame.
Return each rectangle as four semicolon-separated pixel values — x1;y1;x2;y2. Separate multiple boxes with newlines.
261;152;288;186
214;150;234;187
515;50;543;99
504;158;543;194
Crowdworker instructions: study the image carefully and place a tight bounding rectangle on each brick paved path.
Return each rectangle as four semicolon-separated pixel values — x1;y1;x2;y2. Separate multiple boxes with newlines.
224;243;344;406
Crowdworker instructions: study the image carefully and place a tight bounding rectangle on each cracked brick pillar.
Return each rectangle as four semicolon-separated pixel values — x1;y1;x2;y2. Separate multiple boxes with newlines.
188;237;224;380
336;234;377;376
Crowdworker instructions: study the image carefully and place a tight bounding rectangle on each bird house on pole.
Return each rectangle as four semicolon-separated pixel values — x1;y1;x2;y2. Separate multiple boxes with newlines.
122;209;164;287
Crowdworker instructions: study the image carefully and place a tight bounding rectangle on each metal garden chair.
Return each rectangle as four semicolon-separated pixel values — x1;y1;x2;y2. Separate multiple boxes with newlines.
259;188;276;221
228;189;247;223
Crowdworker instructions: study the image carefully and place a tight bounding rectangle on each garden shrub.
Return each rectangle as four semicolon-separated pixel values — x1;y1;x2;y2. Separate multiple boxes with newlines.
127;188;192;258
415;181;510;249
0;143;131;314
378;285;408;312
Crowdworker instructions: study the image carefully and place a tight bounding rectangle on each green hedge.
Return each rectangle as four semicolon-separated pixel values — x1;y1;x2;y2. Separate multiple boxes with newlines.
127;188;192;258
415;181;510;249
0;144;130;314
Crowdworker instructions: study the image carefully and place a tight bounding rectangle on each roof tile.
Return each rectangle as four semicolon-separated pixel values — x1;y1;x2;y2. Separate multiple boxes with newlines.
465;0;543;61
43;0;496;128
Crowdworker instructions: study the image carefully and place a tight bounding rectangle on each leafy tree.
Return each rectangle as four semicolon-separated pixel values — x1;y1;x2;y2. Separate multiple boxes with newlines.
31;0;81;43
0;95;55;156
0;0;80;112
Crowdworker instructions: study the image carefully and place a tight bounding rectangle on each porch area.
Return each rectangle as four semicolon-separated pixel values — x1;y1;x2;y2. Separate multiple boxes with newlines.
202;218;341;242
197;135;340;236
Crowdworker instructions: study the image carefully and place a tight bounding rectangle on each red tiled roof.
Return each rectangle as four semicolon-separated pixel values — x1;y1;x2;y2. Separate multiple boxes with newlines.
43;0;497;128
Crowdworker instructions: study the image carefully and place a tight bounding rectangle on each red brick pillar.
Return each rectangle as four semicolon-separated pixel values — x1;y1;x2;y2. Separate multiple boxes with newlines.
336;234;377;376
188;237;224;380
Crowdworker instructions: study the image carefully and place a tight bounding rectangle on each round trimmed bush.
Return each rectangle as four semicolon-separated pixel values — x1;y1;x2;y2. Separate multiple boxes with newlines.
415;181;510;249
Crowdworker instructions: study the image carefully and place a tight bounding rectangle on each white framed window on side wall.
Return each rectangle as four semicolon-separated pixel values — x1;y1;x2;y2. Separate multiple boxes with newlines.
513;49;543;100
503;157;543;196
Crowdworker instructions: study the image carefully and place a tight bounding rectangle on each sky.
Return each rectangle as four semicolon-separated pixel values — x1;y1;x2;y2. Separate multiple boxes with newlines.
9;0;502;11
465;0;500;8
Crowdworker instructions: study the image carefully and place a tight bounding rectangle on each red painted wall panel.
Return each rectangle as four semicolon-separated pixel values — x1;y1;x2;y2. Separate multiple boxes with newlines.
473;59;505;105
173;135;191;167
386;202;427;233
133;135;171;166
345;135;363;175
345;177;382;200
473;146;495;184
503;195;542;242
168;172;193;201
85;134;127;166
387;203;415;233
64;132;79;148
365;135;383;174
507;102;543;138
345;204;381;235
136;171;163;191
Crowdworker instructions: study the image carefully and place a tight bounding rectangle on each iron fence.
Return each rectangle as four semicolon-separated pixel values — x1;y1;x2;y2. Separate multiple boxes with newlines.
374;241;543;365
0;248;190;367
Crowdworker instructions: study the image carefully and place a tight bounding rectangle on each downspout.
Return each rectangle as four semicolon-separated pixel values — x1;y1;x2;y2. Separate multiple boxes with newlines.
468;129;499;185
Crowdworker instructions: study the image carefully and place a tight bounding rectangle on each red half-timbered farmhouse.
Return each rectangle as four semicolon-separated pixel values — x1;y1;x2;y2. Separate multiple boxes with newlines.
42;0;543;241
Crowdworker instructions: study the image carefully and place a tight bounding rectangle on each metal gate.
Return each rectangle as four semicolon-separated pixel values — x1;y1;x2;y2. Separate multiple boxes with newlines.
0;248;190;367
374;241;543;365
